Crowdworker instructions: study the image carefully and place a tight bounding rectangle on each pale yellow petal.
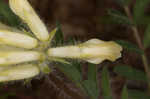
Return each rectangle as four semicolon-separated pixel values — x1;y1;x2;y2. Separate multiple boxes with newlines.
0;30;38;49
9;0;49;41
80;40;122;63
0;64;39;82
48;39;122;64
86;58;104;64
84;38;105;44
48;46;81;58
0;51;41;65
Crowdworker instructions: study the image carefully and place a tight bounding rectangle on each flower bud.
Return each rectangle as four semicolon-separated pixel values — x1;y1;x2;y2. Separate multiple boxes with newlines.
0;51;42;65
0;64;39;82
48;39;122;64
9;0;49;41
0;30;38;49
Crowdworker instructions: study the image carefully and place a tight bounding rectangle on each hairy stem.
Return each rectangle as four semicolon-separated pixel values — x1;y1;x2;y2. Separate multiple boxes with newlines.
124;6;150;90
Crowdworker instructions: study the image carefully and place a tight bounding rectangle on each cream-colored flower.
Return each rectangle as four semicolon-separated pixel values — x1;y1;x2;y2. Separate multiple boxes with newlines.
9;0;49;41
0;0;122;82
0;51;41;65
0;30;38;49
0;64;39;82
48;39;122;64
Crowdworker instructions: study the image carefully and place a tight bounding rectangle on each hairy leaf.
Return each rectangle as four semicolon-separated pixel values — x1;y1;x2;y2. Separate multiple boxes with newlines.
143;24;150;48
116;0;132;6
115;40;144;55
54;21;64;45
133;0;150;24
56;60;82;83
101;67;112;99
134;16;150;25
121;85;128;99
128;89;150;99
108;9;131;25
114;65;147;82
82;64;99;99
0;0;20;26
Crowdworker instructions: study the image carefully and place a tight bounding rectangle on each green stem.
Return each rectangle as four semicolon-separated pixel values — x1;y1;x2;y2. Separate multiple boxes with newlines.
124;6;150;90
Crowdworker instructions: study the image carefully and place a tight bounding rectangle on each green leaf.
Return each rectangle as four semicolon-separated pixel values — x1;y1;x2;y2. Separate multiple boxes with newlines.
121;85;128;99
82;64;99;99
128;89;150;99
116;0;131;6
115;40;144;55
49;28;58;44
101;67;112;99
143;24;150;48
56;60;82;83
66;37;77;45
0;0;20;27
54;21;64;45
108;9;131;25
133;0;150;24
114;65;147;82
134;15;150;25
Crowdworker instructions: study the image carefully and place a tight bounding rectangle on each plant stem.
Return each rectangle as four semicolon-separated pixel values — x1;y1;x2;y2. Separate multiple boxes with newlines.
124;6;150;90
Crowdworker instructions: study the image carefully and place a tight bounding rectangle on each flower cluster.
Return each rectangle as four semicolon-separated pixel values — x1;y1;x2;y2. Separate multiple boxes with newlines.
0;0;122;82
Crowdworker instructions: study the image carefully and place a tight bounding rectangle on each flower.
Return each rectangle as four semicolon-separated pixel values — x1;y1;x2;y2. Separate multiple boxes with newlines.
0;64;39;82
9;0;49;41
0;51;41;65
0;0;122;82
0;0;50;82
48;39;122;64
0;30;38;49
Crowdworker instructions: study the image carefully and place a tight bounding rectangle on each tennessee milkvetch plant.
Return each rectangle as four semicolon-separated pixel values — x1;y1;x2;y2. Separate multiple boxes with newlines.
0;0;122;82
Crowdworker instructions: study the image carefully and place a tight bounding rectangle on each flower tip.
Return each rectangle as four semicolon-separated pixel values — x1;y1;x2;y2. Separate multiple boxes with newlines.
82;40;123;64
48;38;123;64
9;0;49;42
